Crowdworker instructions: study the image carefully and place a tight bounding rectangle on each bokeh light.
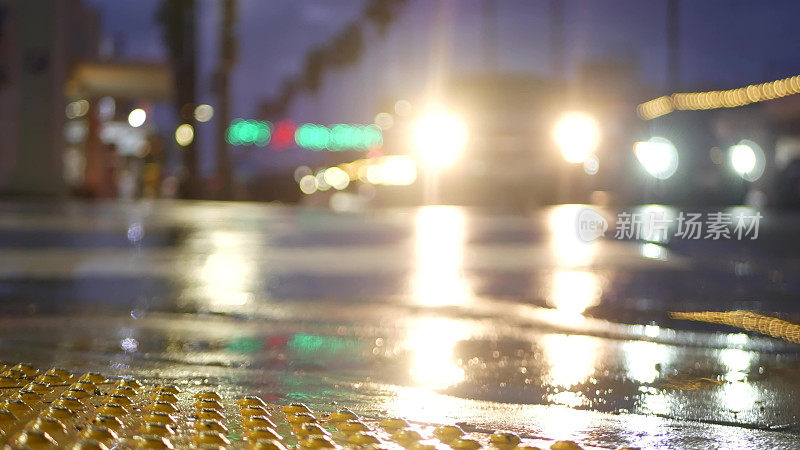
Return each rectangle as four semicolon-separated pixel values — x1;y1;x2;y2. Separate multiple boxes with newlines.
227;119;271;146
731;146;755;174
412;110;468;169
323;167;350;190
553;112;600;164
194;104;214;122
299;175;318;195
640;242;669;260
729;140;765;182
315;170;330;191
175;124;194;146
294;165;312;183
294;123;382;151
638;74;800;120
127;109;146;128
98;97;115;121
374;112;394;130
634;137;679;180
65;99;89;119
376;155;417;185
583;154;600;175
394;99;412;116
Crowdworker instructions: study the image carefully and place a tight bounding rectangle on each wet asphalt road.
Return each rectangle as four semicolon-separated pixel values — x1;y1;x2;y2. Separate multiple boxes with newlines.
1;200;800;448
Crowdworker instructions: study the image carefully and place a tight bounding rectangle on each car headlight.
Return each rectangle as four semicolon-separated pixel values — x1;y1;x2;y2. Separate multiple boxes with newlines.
553;112;600;164
412;111;468;169
729;140;765;182
634;137;679;180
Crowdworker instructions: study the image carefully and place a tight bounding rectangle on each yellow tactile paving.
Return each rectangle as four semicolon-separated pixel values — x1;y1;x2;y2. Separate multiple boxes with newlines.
0;363;608;450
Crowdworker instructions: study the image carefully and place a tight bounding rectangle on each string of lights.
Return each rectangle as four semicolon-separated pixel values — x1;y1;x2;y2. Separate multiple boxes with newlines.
670;310;800;344
226;119;383;152
637;74;800;120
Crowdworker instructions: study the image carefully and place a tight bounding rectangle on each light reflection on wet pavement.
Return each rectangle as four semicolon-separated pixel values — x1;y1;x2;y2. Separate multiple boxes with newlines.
1;201;800;448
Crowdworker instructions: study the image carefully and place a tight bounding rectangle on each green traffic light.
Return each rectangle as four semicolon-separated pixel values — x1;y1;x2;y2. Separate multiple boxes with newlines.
229;120;381;151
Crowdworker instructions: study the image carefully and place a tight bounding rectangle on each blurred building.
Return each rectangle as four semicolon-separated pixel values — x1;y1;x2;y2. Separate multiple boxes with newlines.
0;0;175;199
64;62;173;198
0;0;98;196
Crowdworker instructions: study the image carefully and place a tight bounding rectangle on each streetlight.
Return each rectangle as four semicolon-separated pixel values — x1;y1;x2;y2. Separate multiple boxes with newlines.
412;110;468;169
552;112;600;164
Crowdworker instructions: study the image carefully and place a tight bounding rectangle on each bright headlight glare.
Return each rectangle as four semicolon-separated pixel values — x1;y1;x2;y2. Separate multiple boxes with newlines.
729;140;764;181
412;110;468;168
634;137;679;180
553;112;600;164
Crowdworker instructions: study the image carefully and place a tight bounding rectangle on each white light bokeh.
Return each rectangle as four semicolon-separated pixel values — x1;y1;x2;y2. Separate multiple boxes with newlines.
634;137;679;180
374;112;394;130
323;167;350;190
412;111;468;169
729;140;765;182
394;99;412;117
127;109;146;128
194;104;214;122
553;112;600;164
367;155;417;186
583;154;600;175
299;175;318;195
